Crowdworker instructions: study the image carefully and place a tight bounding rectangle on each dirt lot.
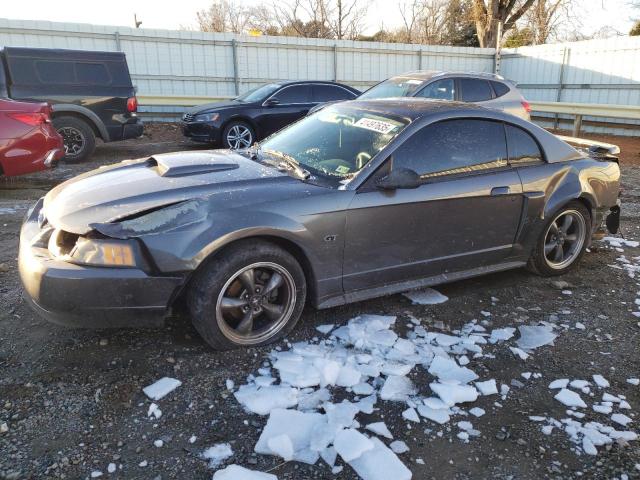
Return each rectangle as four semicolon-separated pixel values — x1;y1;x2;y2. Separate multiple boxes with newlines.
1;124;640;480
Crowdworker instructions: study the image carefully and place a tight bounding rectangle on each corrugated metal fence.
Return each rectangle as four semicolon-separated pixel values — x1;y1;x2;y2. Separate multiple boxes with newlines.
1;18;639;135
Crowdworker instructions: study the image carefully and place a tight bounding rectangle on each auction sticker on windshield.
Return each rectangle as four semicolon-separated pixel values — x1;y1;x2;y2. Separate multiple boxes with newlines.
354;118;398;134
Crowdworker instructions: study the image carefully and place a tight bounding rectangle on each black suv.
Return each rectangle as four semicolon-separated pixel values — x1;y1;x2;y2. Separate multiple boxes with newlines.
0;47;143;162
182;81;359;149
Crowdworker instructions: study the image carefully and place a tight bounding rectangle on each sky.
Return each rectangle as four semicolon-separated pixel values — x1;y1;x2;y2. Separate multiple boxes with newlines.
1;0;637;40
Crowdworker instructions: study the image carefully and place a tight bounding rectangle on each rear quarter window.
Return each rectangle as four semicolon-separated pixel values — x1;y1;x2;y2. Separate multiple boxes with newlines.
506;124;544;165
313;84;355;102
459;78;494;102
491;81;510;98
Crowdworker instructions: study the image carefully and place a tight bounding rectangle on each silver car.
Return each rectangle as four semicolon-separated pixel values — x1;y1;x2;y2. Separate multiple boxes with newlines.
357;70;531;120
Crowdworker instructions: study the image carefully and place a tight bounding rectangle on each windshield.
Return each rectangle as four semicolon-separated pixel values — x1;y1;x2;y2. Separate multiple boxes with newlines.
236;83;281;103
260;106;408;178
359;76;427;100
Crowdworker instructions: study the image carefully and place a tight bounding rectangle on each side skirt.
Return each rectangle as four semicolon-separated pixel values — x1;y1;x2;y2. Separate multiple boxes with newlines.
316;261;527;309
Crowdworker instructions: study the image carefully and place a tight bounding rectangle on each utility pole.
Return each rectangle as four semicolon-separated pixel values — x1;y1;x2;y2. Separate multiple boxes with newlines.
494;20;503;74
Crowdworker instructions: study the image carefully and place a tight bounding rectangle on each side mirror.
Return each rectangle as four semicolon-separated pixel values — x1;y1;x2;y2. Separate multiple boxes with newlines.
264;98;280;107
376;167;421;190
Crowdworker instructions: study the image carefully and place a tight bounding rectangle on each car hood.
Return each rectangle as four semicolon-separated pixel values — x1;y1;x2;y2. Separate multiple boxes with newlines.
187;100;249;114
43;150;304;235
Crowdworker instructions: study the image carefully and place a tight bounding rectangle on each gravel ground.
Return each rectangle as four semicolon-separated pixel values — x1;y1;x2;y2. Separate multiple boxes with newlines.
1;124;640;480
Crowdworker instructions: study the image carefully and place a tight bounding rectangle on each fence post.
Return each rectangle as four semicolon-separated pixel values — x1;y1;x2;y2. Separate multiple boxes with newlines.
554;47;569;129
231;39;240;96
418;48;423;70
114;31;121;51
333;43;338;82
572;114;583;137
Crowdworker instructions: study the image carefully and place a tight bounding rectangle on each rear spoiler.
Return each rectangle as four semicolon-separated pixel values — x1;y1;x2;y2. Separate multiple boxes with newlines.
556;135;620;163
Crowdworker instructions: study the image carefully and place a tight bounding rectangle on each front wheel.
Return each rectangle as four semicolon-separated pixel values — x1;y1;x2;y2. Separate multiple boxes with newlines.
222;121;254;150
528;201;591;276
187;240;306;350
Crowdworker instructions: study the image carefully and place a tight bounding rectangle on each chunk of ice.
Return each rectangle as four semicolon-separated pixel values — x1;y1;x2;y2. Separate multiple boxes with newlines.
202;443;233;468
348;437;412;480
212;465;277;480
142;377;182;401
611;413;633;426
489;327;516;343
428;356;478;384
549;379;569;389
333;428;375;462
417;405;451;424
592;375;610;388
402;407;420;423
267;434;294;461
316;324;335;335
403;288;448;305
475;379;498;396
516;325;557;350
390;440;409;454
366;422;393;439
430;382;478;406
469;407;485;417
234;385;299;416
380;376;416;402
554;389;587;408
255;409;324;464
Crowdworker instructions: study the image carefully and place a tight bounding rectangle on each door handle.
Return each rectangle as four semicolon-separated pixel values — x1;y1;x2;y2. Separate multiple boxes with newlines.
491;186;511;196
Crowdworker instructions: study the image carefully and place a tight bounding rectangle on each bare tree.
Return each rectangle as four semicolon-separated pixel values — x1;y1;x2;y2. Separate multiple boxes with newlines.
398;0;449;44
273;0;368;40
399;0;422;43
525;0;574;44
197;0;253;33
471;0;536;47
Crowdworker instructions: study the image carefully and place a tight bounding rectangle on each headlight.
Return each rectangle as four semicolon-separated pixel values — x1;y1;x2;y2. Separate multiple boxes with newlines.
49;232;138;267
71;238;136;267
195;112;220;122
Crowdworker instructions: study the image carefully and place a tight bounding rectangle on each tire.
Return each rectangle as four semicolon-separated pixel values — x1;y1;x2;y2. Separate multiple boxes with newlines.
527;200;591;276
222;121;255;150
53;116;96;163
187;240;306;350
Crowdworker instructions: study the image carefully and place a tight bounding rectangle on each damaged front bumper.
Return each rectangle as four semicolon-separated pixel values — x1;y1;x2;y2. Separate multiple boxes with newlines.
18;199;185;328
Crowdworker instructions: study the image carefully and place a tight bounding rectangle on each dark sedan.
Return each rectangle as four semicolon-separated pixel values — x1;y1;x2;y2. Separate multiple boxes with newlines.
20;100;620;350
181;81;359;148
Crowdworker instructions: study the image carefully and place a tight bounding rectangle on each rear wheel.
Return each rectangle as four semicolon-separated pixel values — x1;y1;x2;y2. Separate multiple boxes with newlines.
53;116;96;163
187;240;306;350
528;201;590;276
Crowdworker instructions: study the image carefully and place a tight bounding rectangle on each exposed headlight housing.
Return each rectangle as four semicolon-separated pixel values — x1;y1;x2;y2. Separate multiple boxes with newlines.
48;230;138;268
194;112;220;122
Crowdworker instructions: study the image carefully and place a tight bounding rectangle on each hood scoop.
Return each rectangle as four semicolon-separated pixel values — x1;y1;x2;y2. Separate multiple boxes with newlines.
148;152;239;177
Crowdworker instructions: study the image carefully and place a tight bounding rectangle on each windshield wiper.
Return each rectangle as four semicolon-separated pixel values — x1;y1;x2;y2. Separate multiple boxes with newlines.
262;149;310;180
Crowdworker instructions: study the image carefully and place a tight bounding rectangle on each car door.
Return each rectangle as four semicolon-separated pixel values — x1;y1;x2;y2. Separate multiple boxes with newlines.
343;118;524;292
257;84;314;136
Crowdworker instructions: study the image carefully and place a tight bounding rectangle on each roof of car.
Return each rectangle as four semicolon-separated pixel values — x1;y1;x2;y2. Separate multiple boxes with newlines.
332;97;490;121
389;70;507;82
276;80;356;88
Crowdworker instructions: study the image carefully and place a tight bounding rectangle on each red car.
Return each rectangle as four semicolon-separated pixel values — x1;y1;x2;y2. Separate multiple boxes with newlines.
0;98;64;176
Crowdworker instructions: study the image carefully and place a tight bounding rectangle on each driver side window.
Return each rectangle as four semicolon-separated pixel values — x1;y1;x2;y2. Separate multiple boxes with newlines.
393;119;508;179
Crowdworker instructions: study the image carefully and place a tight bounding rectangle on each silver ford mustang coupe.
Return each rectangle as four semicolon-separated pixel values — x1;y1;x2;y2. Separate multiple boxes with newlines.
19;99;621;350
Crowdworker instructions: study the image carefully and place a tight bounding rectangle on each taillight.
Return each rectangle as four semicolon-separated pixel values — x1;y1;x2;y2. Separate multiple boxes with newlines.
8;112;48;126
521;100;531;113
127;97;138;113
